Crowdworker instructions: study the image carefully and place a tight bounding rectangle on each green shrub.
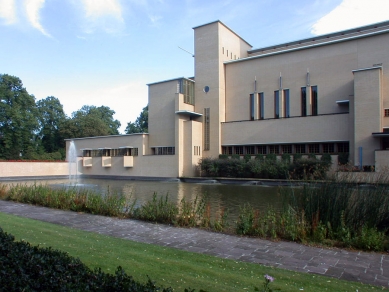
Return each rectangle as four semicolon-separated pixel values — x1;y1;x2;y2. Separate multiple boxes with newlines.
338;152;349;165
320;153;332;165
255;154;264;161
281;153;291;163
219;154;228;159
265;153;277;161
293;153;302;162
307;153;317;160
231;154;240;160
244;154;251;162
0;228;176;291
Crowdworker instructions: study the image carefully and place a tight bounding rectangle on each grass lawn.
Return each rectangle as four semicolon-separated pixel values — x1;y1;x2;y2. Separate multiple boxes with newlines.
0;212;384;292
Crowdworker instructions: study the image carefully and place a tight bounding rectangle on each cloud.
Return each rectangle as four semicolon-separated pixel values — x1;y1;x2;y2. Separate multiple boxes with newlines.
0;0;17;25
311;0;389;35
24;0;51;37
80;0;124;34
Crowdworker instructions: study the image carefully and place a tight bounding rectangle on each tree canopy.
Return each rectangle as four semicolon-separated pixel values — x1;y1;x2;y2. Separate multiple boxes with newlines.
125;105;148;134
0;74;126;160
0;74;39;159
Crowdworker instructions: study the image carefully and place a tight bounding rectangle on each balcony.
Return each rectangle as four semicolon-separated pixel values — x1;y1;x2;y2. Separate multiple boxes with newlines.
83;157;92;167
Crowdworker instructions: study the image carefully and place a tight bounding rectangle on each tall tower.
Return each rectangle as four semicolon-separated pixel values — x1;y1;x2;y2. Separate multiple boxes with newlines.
193;21;252;158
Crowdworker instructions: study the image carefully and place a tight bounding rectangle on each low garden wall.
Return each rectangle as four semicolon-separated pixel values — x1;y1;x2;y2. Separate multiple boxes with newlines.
0;161;69;179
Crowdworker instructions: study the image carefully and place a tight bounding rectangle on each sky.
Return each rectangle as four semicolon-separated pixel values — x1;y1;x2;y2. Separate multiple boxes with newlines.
0;0;388;133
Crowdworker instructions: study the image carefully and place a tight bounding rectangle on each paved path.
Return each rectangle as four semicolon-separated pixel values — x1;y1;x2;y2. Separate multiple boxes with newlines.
0;200;388;288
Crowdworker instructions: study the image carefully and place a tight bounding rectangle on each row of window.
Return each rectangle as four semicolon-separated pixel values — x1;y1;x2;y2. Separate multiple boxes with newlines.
249;86;318;120
152;147;175;155
222;142;349;155
82;148;138;157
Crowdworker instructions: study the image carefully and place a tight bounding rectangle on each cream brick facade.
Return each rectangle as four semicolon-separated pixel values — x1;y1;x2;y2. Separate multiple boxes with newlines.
66;20;389;177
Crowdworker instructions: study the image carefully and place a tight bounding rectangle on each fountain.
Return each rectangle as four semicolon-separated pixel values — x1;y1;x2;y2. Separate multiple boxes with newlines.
68;140;78;183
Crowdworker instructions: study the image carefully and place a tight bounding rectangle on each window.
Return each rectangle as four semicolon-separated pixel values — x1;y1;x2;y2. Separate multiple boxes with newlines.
337;142;349;153
194;146;201;156
257;145;267;154
308;144;320;154
274;91;280;118
269;145;279;154
301;87;307;117
235;146;244;155
311;86;318;116
102;149;111;156
179;79;195;105
119;148;137;156
153;147;175;155
323;143;334;153
283;89;290;118
204;108;210;150
250;94;255;120
82;149;91;157
385;109;389;117
295;144;306;154
282;145;292;154
259;92;264;119
245;146;255;155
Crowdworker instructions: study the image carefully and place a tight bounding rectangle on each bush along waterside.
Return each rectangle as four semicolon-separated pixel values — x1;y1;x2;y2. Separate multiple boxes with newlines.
199;154;331;180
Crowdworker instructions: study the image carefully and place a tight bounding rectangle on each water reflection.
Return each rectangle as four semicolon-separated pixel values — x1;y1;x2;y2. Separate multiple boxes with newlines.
3;178;283;222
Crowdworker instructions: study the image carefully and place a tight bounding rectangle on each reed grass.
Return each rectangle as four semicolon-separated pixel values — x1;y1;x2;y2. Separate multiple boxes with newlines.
1;175;388;251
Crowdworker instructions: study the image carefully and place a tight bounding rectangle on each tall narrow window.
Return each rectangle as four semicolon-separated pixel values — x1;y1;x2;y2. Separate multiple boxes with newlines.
301;87;307;117
283;89;290;118
311;86;318;116
249;93;255;120
259;92;264;119
204;108;210;151
274;91;279;119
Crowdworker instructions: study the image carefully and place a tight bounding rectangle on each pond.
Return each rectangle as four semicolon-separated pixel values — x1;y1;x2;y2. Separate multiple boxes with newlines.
3;178;295;222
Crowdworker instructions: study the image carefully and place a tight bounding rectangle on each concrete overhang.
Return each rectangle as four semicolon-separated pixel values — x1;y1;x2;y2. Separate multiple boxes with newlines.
175;110;202;117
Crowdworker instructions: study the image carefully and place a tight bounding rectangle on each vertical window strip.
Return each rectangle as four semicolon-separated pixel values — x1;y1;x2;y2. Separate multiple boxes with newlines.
259;92;264;119
204;108;210;151
301;87;307;117
250;93;255;120
283;89;290;118
274;91;279;119
311;86;318;116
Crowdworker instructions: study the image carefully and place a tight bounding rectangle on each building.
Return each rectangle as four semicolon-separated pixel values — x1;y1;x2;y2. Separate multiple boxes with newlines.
66;20;389;178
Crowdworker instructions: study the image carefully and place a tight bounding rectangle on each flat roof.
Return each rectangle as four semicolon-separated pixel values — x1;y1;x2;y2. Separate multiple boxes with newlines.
147;77;194;86
193;20;252;47
249;20;389;54
65;133;147;141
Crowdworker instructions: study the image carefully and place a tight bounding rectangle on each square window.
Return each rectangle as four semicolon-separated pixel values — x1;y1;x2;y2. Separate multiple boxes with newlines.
308;144;320;153
295;144;306;154
322;143;334;153
257;145;267;154
282;145;292;154
385;109;389;117
269;145;279;154
337;142;349;153
235;146;244;155
246;146;255;155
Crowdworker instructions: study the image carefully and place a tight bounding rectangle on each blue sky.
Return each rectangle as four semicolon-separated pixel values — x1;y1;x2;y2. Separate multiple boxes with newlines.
1;0;388;133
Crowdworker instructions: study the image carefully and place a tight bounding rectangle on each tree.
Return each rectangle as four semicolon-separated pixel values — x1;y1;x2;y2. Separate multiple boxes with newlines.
60;105;121;139
125;105;148;134
36;96;67;153
0;74;39;159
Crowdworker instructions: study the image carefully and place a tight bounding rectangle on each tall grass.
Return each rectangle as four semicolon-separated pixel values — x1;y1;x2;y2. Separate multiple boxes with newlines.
1;178;388;251
0;183;229;232
234;176;389;251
